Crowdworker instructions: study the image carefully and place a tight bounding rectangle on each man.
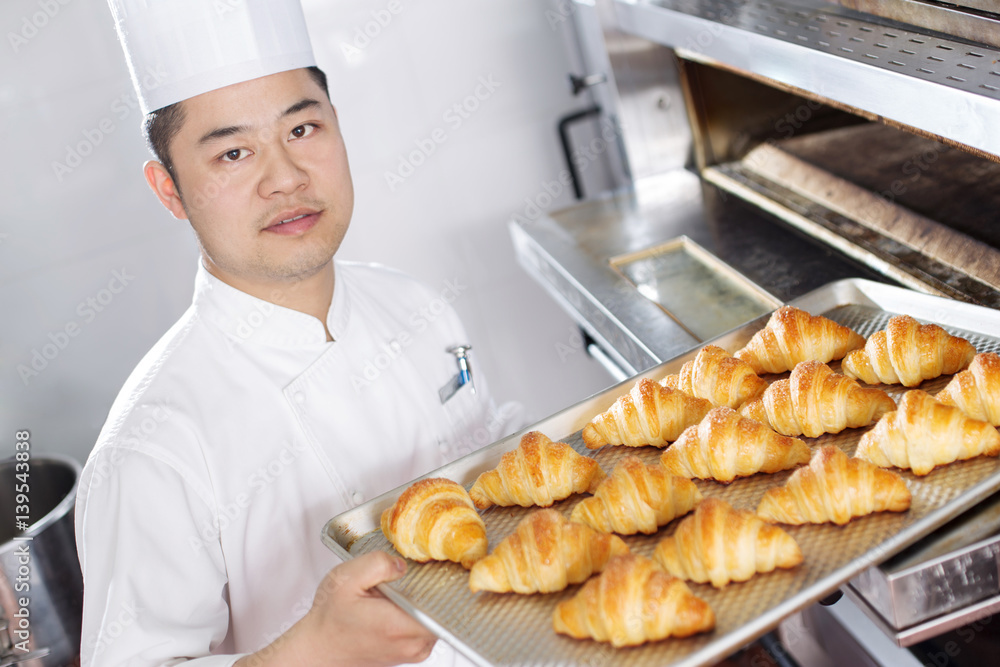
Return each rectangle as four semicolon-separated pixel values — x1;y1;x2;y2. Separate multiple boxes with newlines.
76;2;512;665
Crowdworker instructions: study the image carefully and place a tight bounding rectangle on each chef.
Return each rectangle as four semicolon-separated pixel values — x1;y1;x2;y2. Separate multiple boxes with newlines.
75;1;516;665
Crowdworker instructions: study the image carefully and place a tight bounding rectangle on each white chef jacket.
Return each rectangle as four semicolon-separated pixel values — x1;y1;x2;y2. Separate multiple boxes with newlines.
75;260;512;666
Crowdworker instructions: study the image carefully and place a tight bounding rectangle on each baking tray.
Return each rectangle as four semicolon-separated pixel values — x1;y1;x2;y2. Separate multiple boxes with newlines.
608;236;781;342
322;278;1000;667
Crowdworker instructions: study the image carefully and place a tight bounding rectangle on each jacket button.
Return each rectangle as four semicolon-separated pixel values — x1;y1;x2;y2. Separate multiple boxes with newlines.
352;491;363;504
294;392;305;404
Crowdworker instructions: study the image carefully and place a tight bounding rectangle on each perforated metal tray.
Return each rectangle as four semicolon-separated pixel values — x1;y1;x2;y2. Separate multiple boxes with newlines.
322;278;1000;667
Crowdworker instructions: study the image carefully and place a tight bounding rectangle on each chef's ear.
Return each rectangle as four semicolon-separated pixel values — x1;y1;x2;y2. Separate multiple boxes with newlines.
144;160;189;221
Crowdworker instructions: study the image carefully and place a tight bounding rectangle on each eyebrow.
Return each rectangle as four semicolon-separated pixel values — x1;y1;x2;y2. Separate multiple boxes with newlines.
198;98;323;145
198;123;249;145
282;98;321;117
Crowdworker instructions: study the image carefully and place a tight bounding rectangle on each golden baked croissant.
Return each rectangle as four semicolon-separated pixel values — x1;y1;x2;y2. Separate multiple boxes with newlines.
739;361;896;438
661;344;767;409
936;352;1000;426
552;554;715;647
467;509;629;594
734;306;865;374
653;497;802;588
570;455;702;535
856;389;1000;476
468;431;605;510
582;378;712;449
380;478;487;569
842;315;976;387
757;445;911;525
661;406;811;483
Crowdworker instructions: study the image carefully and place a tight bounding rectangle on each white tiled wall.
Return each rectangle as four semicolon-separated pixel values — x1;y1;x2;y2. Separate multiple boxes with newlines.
0;0;614;464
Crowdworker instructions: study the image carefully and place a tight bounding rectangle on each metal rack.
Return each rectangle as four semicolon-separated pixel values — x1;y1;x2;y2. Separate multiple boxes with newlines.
613;0;1000;158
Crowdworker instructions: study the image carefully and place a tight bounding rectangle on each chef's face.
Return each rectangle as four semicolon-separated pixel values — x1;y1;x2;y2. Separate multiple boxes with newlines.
144;69;353;290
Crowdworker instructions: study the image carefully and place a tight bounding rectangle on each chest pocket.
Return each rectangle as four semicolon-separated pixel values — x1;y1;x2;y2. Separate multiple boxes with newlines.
408;346;491;464
441;381;491;459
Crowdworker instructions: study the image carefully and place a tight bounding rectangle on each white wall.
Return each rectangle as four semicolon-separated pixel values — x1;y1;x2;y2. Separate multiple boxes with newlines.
0;0;613;465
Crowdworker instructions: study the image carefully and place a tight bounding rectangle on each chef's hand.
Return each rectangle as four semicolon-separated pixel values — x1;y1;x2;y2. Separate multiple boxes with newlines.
235;551;437;667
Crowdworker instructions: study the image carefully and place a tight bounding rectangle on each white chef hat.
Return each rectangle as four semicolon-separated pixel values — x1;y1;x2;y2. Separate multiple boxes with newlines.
108;0;317;115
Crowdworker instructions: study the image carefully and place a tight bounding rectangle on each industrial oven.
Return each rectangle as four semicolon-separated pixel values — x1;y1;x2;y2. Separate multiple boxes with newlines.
510;0;1000;664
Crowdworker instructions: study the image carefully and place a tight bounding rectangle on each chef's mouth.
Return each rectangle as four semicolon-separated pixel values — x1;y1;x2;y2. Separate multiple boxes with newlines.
263;210;322;235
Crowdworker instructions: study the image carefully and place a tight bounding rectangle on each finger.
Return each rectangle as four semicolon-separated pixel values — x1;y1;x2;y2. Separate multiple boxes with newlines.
365;597;433;637
397;637;436;664
326;551;407;596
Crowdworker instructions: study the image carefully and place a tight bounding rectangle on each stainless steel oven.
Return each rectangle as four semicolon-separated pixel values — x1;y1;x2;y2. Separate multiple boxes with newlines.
512;0;1000;663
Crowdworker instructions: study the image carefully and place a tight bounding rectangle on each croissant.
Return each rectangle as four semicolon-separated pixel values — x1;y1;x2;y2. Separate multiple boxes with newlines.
654;498;802;588
380;478;487;569
582;378;712;449
757;445;911;525
734;306;865;374
856;389;1000;476
570;455;702;535
739;361;896;438
661;345;767;409
661;407;811;483
552;554;715;647
936;352;1000;426
842;315;976;387
468;509;629;594
468;431;605;510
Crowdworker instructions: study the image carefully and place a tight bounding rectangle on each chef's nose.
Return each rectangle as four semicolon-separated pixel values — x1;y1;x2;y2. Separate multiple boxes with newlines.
258;146;308;197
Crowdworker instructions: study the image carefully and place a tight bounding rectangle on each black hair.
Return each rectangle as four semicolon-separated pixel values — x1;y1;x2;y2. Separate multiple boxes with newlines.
143;65;330;183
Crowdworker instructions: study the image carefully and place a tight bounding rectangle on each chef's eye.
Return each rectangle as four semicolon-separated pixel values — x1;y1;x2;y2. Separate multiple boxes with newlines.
290;123;317;140
220;148;249;162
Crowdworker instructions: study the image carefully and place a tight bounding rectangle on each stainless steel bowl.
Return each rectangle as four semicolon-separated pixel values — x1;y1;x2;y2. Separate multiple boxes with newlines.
1;454;83;666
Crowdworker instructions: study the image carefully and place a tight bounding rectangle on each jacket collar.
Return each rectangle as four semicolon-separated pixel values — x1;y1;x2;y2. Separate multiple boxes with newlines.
192;261;351;347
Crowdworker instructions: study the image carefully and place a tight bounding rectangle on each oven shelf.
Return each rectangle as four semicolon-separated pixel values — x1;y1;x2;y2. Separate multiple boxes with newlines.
613;0;1000;158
